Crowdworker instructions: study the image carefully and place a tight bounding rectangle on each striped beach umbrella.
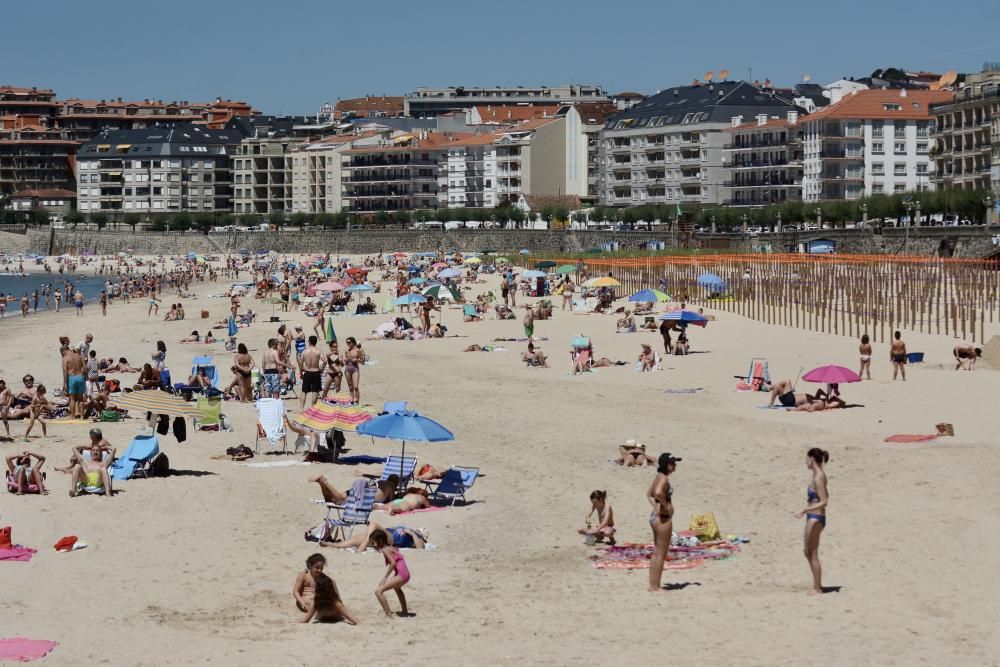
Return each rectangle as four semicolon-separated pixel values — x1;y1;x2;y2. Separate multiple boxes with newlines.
324;315;337;344
111;391;202;418
324;394;357;406
294;401;375;433
422;284;461;301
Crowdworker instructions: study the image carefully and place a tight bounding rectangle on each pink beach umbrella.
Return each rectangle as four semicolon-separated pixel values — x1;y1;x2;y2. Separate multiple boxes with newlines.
314;281;345;292
801;365;862;384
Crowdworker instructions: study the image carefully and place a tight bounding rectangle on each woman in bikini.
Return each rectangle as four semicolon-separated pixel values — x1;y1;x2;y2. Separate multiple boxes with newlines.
227;343;254;402
647;452;681;592
374;487;430;515
319;522;428;551
344;337;362;404
858;334;872;380
322;341;343;398
797;448;829;595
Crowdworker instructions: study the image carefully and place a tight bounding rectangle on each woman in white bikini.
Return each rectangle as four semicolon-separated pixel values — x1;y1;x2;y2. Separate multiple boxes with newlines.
858;334;872;380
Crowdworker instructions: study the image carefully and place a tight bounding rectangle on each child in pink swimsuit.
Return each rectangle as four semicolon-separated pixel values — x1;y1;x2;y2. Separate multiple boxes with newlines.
372;530;411;617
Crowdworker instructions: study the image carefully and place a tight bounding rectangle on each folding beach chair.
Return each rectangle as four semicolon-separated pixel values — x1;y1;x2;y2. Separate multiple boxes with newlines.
255;398;288;453
421;466;480;505
745;357;770;391
110;434;160;481
190;356;220;388
324;484;378;542
193;395;223;431
364;455;418;487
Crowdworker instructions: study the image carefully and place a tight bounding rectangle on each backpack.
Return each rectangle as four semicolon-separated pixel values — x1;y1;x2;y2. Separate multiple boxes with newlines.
148;452;170;477
100;410;122;423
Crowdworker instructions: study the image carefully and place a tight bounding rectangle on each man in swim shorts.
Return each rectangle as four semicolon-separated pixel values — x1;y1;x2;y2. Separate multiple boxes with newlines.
890;331;907;381
69;440;115;498
63;347;86;419
299;335;323;410
523;304;534;345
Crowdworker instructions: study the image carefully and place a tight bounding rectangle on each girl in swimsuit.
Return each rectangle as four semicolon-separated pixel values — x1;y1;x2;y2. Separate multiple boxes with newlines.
323;343;343;397
858;334;872;380
344;337;362;404
371;530;410;618
646;452;681;592
796;448;829;596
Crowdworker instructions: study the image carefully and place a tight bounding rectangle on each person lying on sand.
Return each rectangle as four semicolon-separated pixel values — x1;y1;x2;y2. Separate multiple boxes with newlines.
769;379;811;408
374;487;430;514
522;343;549;367
319;522;428;550
178;330;201;343
104;357;140;373
616;440;656;466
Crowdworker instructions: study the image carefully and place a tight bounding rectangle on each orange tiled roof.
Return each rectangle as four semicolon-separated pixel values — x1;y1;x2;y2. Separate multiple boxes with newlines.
335;96;404;115
472;105;553;123
803;89;953;122
10;188;77;199
0;85;55;96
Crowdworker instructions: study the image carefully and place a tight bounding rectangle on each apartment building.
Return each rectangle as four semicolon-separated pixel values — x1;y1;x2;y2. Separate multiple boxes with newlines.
931;67;998;193
0;86;78;196
404;85;608;117
54;98;257;141
557;103;617;203
289;130;393;215
723;111;804;207
333;96;404;121
76;125;244;215
598;81;797;208
801;89;952;201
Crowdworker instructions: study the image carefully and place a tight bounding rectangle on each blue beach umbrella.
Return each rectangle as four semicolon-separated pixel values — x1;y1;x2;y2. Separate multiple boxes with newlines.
522;269;547;279
438;268;461;279
321;267;335;275
357;409;454;474
345;283;374;293
696;273;726;288
408;277;427;286
519;249;531;255
629;288;671;303
657;310;709;327
394;293;427;306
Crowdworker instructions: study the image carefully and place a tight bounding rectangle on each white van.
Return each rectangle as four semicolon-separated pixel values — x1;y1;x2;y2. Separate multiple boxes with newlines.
444;221;464;230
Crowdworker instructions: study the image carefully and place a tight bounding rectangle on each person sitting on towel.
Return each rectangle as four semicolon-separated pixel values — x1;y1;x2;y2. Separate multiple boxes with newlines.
134;364;160;390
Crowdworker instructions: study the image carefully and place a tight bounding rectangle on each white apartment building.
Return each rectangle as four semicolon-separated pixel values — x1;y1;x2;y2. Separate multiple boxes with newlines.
598;81;797;208
801;89;953;201
289;130;392;214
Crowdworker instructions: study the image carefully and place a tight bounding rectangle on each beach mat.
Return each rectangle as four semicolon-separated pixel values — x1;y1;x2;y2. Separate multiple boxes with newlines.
0;546;37;562
591;541;741;570
0;638;58;662
884;434;939;443
337;455;386;465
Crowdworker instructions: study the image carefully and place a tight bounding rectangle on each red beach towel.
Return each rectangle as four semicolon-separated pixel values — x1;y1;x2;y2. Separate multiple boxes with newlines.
0;638;58;661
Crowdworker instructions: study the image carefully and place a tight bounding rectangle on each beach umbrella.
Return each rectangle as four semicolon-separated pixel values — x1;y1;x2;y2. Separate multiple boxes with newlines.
392;252;408;258
408;277;427;286
586;276;621;288
556;264;577;275
432;262;447;269
536;261;557;269
315;281;345;292
697;273;726;288
394;293;427;306
345;283;374;293
112;390;202;419
657;310;709;327
802;365;862;384
357;410;454;470
629;288;671;303
309;267;322;273
346;267;368;275
320;267;335;275
422;284;461;301
271;273;285;285
294;401;375;433
324;315;337;344
324;394;357;407
519;249;530;255
522;269;547;279
495;257;510;264
464;257;482;265
438;267;461;279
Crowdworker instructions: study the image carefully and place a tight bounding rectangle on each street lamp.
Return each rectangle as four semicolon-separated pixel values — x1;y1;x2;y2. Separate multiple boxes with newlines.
776;211;782;233
741;213;748;235
984;194;996;226
903;200;913;227
861;202;868;225
710;214;716;234
814;207;822;228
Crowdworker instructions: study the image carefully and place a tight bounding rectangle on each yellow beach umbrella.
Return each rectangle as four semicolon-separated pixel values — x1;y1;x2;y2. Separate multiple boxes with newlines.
464;257;482;265
586;276;621;288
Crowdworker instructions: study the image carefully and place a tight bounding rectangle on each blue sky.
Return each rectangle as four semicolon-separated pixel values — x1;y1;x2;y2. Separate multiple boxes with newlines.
3;0;999;114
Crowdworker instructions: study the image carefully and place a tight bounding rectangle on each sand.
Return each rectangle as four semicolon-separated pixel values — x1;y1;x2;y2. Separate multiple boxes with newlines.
1;255;998;666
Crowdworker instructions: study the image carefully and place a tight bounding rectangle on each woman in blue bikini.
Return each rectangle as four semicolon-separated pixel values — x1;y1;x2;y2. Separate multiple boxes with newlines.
797;448;829;596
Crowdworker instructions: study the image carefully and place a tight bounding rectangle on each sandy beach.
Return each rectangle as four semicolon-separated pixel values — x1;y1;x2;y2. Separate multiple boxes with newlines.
1;253;998;666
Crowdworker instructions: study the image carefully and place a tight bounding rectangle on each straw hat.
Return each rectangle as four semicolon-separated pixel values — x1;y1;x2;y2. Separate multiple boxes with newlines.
625;438;645;449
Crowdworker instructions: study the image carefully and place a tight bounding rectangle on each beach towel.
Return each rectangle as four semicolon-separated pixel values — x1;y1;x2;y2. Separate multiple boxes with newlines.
375;506;447;516
884;434;940;443
256;398;285;443
0;638;58;662
337;455;387;465
0;547;36;562
664;388;703;394
591;541;741;570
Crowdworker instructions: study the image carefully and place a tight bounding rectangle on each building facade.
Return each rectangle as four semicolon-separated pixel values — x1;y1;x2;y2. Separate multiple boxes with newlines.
598;81;798;208
723;111;804;207
404;85;608;117
76;125;244;215
931;68;998;193
801;89;952;202
0;86;78;196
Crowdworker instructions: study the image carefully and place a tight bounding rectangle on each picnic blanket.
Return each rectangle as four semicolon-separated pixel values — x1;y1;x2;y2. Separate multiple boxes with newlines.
0;638;57;662
884;434;939;443
591;540;741;570
0;547;36;562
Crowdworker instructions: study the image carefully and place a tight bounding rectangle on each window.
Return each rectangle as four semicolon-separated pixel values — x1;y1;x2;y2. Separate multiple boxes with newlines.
916;122;929;137
916;163;929;174
894;184;906;193
872;162;884;175
894;122;906;138
894;143;906;154
894;163;906;175
883;103;901;111
872;142;884;155
872;124;884;138
872;183;884;193
916;142;928;154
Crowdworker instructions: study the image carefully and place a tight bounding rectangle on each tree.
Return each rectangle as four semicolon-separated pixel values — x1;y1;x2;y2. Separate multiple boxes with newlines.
194;213;214;234
392;210;411;228
64;209;84;230
89;211;109;230
30;207;51;226
313;213;334;229
122;212;141;232
268;210;285;228
290;212;309;228
374;210;392;227
171;212;192;232
507;207;525;229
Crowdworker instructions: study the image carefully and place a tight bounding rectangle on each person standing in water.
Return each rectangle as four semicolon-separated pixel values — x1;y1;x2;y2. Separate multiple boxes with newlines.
797;448;829;596
646;452;680;592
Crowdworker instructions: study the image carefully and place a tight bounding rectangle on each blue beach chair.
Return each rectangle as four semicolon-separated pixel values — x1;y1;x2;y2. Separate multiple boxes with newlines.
422;466;480;505
110;434;160;481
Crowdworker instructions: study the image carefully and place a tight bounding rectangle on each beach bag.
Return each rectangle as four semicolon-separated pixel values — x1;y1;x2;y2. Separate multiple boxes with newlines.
201;309;209;319
148;452;170;477
0;526;11;549
689;513;721;542
99;410;122;423
305;520;334;543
